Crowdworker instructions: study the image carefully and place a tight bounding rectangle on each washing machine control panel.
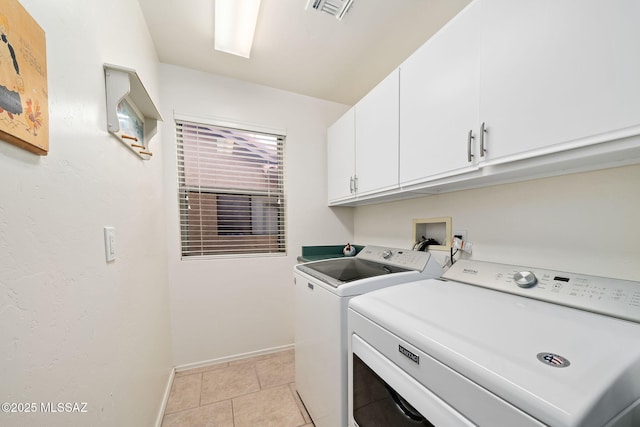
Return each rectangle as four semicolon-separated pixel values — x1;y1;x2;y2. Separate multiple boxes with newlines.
357;246;431;271
443;260;640;323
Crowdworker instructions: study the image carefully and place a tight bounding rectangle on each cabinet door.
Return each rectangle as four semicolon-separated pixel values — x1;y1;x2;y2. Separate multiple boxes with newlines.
355;69;400;196
399;1;481;186
327;107;356;203
480;0;640;164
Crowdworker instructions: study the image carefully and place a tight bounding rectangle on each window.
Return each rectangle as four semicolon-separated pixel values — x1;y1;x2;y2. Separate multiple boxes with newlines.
175;117;286;257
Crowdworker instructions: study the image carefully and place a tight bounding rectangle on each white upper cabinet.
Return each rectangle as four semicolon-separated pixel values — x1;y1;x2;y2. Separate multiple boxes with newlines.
328;0;640;205
478;0;640;165
400;1;481;186
355;69;400;196
328;70;400;205
327;107;356;204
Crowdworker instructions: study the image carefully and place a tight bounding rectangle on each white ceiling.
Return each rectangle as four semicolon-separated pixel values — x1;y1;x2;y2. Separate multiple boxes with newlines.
137;0;471;105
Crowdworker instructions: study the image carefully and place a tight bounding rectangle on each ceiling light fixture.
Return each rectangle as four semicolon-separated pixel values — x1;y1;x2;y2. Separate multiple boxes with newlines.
306;0;355;21
214;0;262;58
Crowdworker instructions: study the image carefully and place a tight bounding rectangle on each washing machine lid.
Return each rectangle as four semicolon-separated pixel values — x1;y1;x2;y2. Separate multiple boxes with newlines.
349;278;640;427
295;257;410;288
295;245;439;290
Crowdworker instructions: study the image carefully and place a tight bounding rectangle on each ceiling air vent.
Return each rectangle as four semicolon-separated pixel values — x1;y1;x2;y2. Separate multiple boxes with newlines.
306;0;355;21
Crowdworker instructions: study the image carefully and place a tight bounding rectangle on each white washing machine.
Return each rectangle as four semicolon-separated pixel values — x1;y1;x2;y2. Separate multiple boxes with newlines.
294;246;443;427
348;259;640;427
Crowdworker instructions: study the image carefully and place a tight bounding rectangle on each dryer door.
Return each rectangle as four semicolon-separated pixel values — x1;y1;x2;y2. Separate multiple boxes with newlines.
351;335;473;427
353;352;434;427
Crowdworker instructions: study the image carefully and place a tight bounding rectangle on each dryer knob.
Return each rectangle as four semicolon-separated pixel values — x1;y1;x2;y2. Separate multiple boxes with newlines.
514;271;537;288
382;249;393;259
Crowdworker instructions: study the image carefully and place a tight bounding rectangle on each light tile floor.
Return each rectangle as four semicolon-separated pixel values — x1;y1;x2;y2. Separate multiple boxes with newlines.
161;349;314;427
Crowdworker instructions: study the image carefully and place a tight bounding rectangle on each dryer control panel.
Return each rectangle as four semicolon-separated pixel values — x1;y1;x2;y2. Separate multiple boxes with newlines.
443;260;640;323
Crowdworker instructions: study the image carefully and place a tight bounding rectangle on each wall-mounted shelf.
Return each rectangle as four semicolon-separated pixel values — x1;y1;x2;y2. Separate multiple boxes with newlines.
104;64;162;160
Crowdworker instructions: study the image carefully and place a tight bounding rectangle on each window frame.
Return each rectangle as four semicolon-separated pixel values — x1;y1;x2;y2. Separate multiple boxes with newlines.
174;113;287;260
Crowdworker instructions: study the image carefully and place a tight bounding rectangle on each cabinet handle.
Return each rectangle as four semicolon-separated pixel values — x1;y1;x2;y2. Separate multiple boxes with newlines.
354;175;358;192
350;176;354;193
467;129;475;163
480;122;487;157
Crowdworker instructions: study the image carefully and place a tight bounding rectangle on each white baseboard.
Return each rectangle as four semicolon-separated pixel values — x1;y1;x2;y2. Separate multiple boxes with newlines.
174;343;295;373
155;367;175;427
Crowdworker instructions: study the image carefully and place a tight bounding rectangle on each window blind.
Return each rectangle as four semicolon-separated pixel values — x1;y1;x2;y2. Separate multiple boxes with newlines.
176;118;286;257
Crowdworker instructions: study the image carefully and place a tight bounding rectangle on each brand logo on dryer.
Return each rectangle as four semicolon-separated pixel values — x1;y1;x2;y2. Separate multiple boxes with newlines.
462;268;478;275
537;352;571;368
399;345;419;365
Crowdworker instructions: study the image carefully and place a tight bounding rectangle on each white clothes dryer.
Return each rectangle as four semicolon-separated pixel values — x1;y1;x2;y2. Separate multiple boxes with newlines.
348;259;640;427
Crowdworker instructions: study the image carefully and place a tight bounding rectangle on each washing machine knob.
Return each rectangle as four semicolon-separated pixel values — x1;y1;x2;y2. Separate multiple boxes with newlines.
514;271;537;288
382;249;393;259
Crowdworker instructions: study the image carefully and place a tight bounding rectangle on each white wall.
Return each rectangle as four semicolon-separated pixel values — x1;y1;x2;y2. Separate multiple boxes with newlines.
0;1;172;426
354;164;640;281
159;64;353;366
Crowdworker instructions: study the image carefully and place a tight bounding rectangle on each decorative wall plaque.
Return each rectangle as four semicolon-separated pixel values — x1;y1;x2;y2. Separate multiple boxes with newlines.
0;0;48;155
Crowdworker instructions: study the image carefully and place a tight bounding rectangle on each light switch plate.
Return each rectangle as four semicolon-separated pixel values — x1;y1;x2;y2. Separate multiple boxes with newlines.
104;226;116;262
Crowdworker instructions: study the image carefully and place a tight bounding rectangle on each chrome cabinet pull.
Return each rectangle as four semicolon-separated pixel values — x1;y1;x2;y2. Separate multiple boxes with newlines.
480;122;487;157
349;176;354;193
467;129;475;162
354;175;358;192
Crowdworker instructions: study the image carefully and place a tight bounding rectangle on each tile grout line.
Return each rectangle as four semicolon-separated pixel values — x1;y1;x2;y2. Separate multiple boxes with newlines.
290;387;308;427
197;372;204;407
231;397;237;427
253;361;264;391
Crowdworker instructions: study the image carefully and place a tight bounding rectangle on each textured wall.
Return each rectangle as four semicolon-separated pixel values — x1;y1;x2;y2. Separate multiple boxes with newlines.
354;164;640;281
159;64;353;367
0;1;172;426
